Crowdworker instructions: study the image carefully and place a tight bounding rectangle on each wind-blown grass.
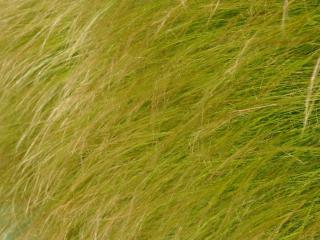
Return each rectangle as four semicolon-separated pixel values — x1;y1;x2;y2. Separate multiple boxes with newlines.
1;0;320;239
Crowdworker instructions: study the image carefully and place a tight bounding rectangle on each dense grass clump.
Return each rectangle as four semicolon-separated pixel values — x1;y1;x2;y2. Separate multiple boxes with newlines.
1;0;320;239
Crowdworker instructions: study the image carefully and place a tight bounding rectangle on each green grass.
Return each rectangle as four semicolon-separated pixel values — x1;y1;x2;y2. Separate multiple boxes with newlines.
1;0;320;239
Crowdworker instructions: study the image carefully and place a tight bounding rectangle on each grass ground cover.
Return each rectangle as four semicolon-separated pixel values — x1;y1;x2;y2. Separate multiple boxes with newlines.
1;0;320;239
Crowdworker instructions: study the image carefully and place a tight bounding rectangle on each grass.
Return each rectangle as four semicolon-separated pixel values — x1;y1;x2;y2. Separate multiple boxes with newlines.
0;0;320;239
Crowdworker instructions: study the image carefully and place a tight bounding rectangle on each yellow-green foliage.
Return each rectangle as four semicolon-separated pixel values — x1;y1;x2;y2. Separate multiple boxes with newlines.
1;0;320;239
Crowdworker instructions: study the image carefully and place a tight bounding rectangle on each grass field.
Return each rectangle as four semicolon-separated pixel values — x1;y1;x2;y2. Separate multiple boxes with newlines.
1;0;320;239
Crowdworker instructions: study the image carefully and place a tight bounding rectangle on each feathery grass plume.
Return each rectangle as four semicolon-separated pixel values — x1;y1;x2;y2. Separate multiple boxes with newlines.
303;57;320;134
281;0;289;30
1;0;320;239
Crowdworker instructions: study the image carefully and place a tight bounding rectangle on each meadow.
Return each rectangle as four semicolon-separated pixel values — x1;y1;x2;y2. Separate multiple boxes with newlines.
0;0;320;239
